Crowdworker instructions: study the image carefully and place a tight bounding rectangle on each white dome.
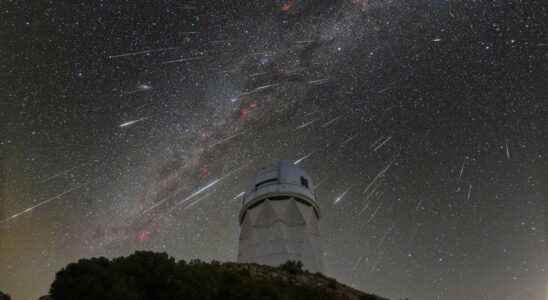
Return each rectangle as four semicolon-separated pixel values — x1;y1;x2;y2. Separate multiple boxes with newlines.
239;161;319;223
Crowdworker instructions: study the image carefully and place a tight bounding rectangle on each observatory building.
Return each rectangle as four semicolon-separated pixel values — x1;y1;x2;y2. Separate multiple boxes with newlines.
237;161;325;273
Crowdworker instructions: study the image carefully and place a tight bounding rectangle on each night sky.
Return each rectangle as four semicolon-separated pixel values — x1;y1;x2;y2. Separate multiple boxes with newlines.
1;1;547;299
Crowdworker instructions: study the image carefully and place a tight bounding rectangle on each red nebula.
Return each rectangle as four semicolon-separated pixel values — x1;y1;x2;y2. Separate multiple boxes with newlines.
240;107;252;118
240;101;258;119
281;2;294;11
137;228;150;242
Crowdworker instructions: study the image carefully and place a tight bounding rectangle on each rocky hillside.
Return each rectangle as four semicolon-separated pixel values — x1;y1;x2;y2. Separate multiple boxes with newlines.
222;261;387;300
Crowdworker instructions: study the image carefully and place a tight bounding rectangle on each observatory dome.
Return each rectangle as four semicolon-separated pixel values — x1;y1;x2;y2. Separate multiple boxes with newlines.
237;161;325;273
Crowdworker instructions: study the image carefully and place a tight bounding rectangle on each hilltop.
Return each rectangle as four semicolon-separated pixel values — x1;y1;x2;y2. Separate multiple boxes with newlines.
43;251;389;300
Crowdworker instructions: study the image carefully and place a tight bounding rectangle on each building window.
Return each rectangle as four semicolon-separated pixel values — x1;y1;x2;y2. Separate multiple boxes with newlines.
300;176;309;188
255;178;277;188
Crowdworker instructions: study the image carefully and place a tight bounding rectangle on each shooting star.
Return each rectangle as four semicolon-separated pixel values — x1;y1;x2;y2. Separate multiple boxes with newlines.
230;191;245;202
171;178;223;209
367;200;384;222
341;134;358;147
377;86;392;94
334;186;352;204
505;140;510;160
178;31;200;35
467;184;472;200
414;198;424;212
123;84;152;94
143;178;223;215
37;166;77;184
373;136;392;152
239;83;280;96
161;57;202;64
368;256;382;276
293;151;316;165
459;157;467;179
210;130;246;147
0;180;93;225
313;177;328;189
172;163;251;209
119;117;147;128
173;191;212;211
378;227;392;247
409;225;420;243
142;163;250;215
350;254;364;275
321;116;341;128
358;186;383;216
219;68;243;74
108;47;181;59
370;136;385;148
308;78;330;84
363;160;395;194
296;117;320;130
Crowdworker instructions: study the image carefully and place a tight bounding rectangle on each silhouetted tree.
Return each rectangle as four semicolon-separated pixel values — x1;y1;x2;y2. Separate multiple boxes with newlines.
0;291;11;300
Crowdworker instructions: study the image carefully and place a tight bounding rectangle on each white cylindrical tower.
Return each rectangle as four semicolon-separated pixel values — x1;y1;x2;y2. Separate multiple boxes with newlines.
237;161;325;273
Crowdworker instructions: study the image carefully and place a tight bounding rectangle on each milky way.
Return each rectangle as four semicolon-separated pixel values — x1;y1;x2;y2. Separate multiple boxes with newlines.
1;1;546;299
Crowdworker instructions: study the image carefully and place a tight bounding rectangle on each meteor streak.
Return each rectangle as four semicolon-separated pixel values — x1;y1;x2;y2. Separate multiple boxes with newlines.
459;157;467;178
370;136;384;148
341;134;358;147
369;256;382;276
230;191;245;202
210;130;246;147
321;116;341;128
239;83;279;96
307;78;330;84
358;184;384;216
108;47;181;58
350;254;364;275
373;136;392;152
0;180;93;225
37;167;77;184
141;163;250;215
415;198;424;212
174;191;212;211
363;160;395;194
161;57;202;64
378;227;391;247
293;151;316;165
313;177;327;189
171;178;223;209
119;117;147;128
367;200;384;222
505;140;510;160
142;178;223;215
296;117;320;130
178;31;200;35
334;186;352;204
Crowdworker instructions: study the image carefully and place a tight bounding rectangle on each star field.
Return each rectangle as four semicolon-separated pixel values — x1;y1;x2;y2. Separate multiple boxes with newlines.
1;1;546;299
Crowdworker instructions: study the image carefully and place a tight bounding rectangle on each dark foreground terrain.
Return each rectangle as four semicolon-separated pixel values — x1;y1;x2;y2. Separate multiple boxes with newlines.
35;251;390;300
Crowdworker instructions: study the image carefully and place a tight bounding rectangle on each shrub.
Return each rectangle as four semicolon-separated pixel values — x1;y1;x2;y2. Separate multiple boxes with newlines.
279;260;304;275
